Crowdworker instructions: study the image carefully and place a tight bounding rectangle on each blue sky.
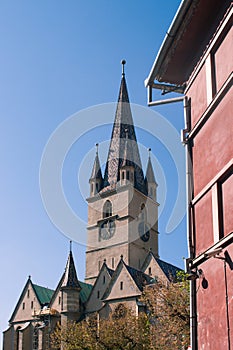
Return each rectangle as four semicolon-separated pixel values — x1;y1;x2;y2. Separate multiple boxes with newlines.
0;0;186;337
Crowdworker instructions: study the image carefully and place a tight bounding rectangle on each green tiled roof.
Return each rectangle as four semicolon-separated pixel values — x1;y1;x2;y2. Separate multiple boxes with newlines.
79;281;92;303
33;284;54;305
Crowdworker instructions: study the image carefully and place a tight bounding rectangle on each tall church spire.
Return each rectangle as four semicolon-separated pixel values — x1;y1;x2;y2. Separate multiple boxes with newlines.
103;60;146;193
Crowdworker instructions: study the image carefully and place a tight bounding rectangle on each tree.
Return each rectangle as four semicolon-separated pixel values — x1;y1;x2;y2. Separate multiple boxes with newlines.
51;309;151;350
50;320;97;350
96;305;151;350
51;272;190;350
141;271;190;350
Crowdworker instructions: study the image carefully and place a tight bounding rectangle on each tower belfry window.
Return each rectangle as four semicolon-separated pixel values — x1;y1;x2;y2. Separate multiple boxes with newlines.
103;200;112;218
140;204;147;222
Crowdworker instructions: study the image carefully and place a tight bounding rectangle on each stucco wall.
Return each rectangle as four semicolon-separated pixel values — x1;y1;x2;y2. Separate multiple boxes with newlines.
214;24;233;92
197;245;233;350
187;5;233;349
192;89;232;196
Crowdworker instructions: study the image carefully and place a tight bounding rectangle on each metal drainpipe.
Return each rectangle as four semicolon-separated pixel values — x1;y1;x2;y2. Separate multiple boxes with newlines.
147;90;197;349
183;96;197;350
224;259;231;350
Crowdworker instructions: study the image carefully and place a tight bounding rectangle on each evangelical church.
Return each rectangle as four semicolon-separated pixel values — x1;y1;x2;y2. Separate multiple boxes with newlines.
3;62;181;350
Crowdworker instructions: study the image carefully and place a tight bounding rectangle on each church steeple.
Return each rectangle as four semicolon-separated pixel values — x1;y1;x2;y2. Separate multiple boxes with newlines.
103;60;146;193
89;143;103;196
85;62;159;285
145;148;157;201
61;243;81;289
60;243;81;325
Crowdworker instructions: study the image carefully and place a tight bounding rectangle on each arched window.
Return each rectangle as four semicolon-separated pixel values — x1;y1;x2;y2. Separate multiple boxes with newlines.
32;325;39;350
16;327;21;350
138;204;150;242
140;203;147;222
103;200;112;218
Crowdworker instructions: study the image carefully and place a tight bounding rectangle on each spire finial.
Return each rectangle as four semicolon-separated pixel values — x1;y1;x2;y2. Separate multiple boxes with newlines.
121;59;126;76
95;143;99;155
70;240;72;252
148;148;151;158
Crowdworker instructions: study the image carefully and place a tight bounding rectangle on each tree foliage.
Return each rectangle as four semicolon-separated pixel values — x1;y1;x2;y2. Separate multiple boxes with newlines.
51;273;190;350
141;272;190;350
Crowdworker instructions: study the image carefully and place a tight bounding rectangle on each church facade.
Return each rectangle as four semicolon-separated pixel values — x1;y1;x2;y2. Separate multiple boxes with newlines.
3;63;181;350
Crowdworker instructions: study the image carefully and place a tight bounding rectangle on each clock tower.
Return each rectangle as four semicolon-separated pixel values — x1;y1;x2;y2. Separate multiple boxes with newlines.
85;61;159;285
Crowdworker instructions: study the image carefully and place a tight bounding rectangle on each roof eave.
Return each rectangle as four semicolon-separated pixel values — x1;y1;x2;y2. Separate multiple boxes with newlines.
145;0;194;87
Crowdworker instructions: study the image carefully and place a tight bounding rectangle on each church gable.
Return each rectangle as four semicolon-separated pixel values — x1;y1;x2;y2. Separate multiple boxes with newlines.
85;263;113;314
142;253;181;284
9;277;50;324
102;260;142;302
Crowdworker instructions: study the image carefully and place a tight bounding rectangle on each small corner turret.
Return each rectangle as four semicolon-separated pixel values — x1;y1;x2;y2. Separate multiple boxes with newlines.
60;242;82;325
145;148;158;201
89;143;103;197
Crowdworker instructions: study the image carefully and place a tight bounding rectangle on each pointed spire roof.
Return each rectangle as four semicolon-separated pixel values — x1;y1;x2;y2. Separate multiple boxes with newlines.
89;143;103;182
145;148;157;184
61;244;81;289
103;60;146;193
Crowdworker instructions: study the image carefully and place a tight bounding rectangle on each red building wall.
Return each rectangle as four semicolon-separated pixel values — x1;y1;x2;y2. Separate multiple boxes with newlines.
186;4;233;349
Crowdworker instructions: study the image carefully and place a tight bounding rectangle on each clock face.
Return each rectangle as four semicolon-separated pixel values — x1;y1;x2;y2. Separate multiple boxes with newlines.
99;219;116;240
138;222;150;242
